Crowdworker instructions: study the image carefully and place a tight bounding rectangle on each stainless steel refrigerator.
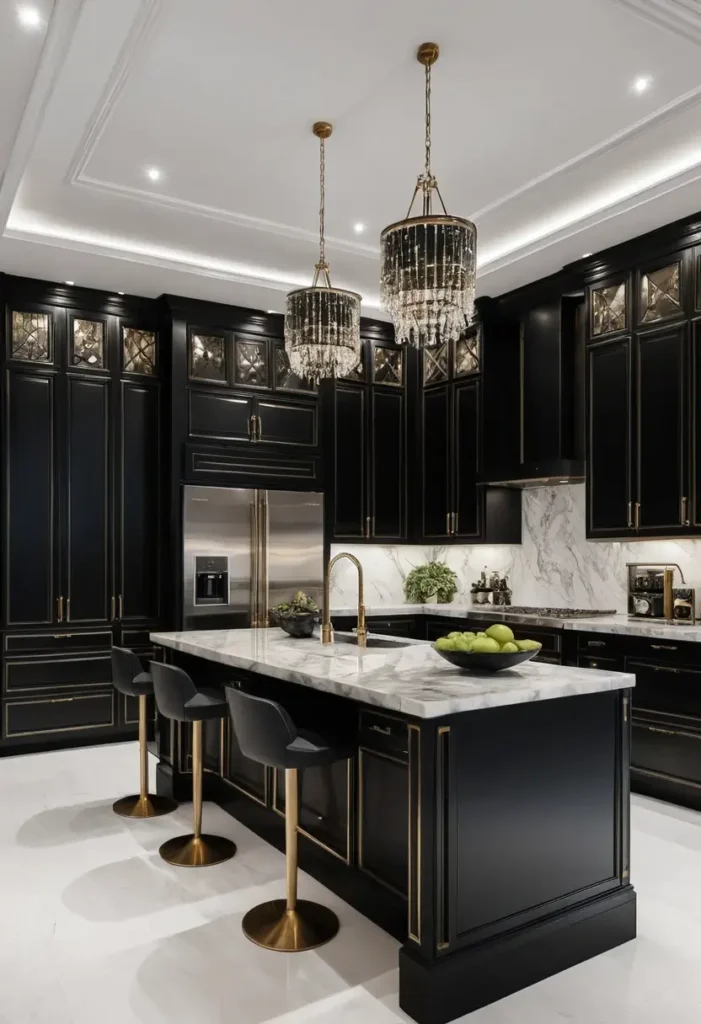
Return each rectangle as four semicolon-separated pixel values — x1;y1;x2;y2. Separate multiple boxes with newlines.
182;484;324;630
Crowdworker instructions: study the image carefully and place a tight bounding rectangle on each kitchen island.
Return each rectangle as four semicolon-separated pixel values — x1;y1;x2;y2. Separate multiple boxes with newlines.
151;628;636;1024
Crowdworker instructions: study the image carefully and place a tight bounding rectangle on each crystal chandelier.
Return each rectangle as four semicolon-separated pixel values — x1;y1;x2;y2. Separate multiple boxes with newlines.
285;121;362;382
381;43;476;348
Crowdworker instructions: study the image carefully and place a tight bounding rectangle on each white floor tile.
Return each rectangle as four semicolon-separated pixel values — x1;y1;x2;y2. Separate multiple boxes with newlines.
2;741;700;1023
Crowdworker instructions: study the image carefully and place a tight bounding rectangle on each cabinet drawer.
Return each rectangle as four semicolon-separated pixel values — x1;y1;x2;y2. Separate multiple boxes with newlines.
366;617;419;638
3;691;115;739
632;718;701;786
359;710;408;760
577;654;623;672
4;630;112;655
121;629;154;652
627;659;701;719
3;654;113;695
577;633;618;653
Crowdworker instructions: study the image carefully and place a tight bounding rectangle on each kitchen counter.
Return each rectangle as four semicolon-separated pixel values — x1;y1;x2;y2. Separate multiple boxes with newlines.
332;603;701;640
151;627;634;719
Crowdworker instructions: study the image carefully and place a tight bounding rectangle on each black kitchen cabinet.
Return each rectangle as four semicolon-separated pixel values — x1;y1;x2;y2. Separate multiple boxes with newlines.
691;320;701;530
332;380;406;542
275;759;351;862
587;320;693;537
188;387;317;449
420;379;520;543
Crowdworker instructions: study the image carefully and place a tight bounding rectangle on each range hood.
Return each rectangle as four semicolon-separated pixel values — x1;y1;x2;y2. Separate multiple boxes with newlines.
479;293;584;488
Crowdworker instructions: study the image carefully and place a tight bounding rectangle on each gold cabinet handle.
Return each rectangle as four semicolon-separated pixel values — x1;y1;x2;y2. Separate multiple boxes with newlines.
627;501;633;528
453;511;458;534
651;644;678;651
646;725;675;736
57;596;63;623
66;597;71;623
371;516;375;537
50;697;74;704
681;496;690;527
256;414;262;439
111;595;116;621
118;594;123;619
365;515;371;539
634;502;640;530
370;724;392;736
446;512;452;535
588;640;606;647
247;414;253;438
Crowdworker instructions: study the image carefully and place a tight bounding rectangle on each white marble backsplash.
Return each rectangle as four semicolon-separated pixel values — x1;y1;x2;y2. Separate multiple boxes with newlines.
330;484;701;613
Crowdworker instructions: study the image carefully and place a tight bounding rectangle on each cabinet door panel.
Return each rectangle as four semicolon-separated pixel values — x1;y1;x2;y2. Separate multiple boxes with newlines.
636;324;686;532
454;379;481;539
333;385;366;538
275;761;350;861
694;321;701;528
66;376;111;623
119;382;160;622
5;371;56;625
586;337;633;536
188;389;253;442
359;747;408;894
421;386;451;538
370;389;405;539
257;398;317;447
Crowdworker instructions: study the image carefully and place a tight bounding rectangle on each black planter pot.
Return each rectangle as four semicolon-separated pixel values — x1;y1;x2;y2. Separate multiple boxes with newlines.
277;614;317;638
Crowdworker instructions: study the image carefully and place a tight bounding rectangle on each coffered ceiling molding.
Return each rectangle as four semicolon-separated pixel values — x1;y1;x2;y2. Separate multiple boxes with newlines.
610;0;701;46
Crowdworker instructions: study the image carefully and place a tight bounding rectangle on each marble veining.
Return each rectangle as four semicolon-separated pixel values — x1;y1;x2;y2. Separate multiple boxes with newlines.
151;628;634;719
330;483;701;614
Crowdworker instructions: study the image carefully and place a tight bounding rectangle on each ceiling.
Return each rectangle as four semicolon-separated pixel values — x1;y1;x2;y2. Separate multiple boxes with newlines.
2;0;701;316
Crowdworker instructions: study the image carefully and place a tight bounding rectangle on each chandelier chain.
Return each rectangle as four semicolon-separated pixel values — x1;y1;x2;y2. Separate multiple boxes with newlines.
424;59;431;183
319;135;326;267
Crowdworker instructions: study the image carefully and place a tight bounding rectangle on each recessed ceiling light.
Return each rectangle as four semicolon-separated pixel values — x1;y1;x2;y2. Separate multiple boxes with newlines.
353;222;366;234
65;280;74;286
17;5;43;29
145;167;162;182
632;75;652;95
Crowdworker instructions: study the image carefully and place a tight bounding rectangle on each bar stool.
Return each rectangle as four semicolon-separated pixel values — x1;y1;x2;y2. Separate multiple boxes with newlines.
111;647;178;819
150;662;237;868
226;685;353;952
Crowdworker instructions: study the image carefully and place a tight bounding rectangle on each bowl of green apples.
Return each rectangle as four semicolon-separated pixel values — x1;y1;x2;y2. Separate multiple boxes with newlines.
432;624;541;673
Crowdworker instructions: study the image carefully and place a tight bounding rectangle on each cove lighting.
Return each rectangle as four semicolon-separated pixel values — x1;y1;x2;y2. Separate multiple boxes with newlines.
17;6;42;29
145;167;162;182
632;75;652;95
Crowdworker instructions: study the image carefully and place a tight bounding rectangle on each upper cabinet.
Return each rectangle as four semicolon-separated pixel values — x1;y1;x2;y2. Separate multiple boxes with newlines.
585;250;698;538
187;326;317;396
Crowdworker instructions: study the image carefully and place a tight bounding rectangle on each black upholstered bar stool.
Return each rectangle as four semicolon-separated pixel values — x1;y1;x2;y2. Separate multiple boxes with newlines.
111;647;178;819
226;686;353;952
150;662;237;867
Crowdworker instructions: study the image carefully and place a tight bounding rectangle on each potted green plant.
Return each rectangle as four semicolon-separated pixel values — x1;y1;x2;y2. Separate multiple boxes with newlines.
404;562;458;604
270;590;320;638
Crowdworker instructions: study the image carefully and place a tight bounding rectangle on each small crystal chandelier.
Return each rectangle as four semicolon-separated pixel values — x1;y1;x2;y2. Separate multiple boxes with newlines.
285;121;362;382
381;43;477;348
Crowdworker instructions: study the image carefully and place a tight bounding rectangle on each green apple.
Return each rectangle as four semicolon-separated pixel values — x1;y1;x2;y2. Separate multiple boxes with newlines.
447;631;463;639
471;636;500;653
485;623;515;645
454;636;474;652
461;631;476;640
434;637;455;651
500;641;519;653
515;639;542;652
476;631;488;638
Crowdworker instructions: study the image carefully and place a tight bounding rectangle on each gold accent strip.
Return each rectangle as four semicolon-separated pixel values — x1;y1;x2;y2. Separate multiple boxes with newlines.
437;725;450;950
634;706;701;724
519;322;525;464
623;695;629;723
408;723;421;944
272;765;351;864
632;765;701;791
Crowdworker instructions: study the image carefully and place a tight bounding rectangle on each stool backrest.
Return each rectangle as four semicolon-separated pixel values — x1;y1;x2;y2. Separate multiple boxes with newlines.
149;662;198;722
112;646;145;697
226;687;297;769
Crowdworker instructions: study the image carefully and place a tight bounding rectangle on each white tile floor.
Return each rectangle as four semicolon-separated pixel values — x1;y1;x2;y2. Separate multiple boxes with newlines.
2;743;701;1024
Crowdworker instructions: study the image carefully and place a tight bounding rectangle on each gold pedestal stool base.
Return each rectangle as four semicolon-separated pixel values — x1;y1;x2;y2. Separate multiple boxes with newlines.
159;833;237;868
113;794;178;818
243;899;340;952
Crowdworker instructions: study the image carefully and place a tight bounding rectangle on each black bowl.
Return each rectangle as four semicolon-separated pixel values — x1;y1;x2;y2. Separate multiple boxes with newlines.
433;645;541;673
277;613;317;638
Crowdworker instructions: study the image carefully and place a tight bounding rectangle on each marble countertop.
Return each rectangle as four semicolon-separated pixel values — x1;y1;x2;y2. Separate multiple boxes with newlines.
151;627;635;720
331;604;701;640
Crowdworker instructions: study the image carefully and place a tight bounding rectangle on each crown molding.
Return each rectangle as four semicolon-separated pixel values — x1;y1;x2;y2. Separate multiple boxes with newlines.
610;0;701;46
0;0;86;233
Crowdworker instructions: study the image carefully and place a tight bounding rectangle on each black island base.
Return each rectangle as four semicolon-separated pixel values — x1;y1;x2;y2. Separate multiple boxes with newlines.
152;637;636;1024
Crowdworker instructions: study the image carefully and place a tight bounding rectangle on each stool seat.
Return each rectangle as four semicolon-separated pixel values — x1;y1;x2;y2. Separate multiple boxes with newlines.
182;688;228;722
112;647;155;698
131;671;154;697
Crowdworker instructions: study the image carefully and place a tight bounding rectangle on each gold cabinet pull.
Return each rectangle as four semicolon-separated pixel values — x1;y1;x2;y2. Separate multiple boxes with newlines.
66;597;71;623
446;512;452;535
634;502;640;530
681;496;690;526
588;640;606;647
627;501;633;528
256;414;262;439
365;515;371;539
370;724;392;736
646;725;675;736
50;697;74;704
453;511;458;534
57;596;63;623
247;414;252;438
111;595;116;621
651;644;678;651
371;516;375;537
118;594;123;619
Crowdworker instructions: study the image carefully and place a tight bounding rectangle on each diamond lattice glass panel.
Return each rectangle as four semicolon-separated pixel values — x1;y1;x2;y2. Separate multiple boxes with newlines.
423;343;448;385
373;346;403;387
592;282;626;336
235;340;268;387
454;327;481;377
191;333;226;381
123;328;156;375
11;311;50;361
641;263;681;323
72;319;104;368
275;348;317;393
342;350;365;382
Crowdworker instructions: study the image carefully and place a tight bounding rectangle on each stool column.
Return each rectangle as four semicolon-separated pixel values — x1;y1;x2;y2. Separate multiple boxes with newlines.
285;769;298;911
139;695;149;801
192;721;203;839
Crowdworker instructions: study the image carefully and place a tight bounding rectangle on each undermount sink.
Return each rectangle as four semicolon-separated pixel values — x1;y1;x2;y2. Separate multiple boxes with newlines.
333;634;411;649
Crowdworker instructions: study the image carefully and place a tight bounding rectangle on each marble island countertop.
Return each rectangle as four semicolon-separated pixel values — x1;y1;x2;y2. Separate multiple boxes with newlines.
151;627;635;720
331;603;701;641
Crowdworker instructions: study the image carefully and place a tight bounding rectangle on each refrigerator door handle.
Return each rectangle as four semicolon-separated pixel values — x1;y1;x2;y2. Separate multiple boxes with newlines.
250;495;260;627
259;493;269;627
